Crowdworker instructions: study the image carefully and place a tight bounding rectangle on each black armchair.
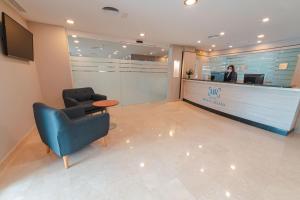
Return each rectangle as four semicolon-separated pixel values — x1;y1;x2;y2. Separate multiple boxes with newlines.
62;87;107;114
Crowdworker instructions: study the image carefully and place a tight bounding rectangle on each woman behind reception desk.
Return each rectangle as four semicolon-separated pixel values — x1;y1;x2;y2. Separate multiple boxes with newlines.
224;65;237;83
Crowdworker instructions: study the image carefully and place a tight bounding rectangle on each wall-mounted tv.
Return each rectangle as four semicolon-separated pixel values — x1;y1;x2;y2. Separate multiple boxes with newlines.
1;12;34;61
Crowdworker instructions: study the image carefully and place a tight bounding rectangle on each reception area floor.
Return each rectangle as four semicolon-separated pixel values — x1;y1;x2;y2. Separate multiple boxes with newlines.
0;101;300;200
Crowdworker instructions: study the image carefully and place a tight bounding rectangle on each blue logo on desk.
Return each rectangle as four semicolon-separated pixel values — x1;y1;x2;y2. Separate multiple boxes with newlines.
208;87;221;98
203;87;225;107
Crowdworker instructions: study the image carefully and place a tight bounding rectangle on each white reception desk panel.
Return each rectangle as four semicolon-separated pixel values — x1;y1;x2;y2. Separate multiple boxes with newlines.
182;79;300;135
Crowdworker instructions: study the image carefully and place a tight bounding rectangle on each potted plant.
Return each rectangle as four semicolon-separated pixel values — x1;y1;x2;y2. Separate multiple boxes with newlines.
186;69;194;79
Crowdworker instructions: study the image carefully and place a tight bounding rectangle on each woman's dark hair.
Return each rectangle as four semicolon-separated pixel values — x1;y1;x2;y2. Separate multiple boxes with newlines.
227;65;235;73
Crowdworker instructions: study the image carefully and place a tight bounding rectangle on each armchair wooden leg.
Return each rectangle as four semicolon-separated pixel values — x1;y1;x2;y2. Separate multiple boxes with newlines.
63;156;69;169
46;146;50;154
102;136;108;147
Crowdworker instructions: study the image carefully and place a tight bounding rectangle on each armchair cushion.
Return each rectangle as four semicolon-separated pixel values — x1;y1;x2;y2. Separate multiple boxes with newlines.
62;106;85;120
64;97;80;107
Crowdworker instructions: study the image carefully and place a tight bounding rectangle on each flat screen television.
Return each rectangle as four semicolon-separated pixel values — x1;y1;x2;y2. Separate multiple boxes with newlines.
1;12;34;61
211;71;225;82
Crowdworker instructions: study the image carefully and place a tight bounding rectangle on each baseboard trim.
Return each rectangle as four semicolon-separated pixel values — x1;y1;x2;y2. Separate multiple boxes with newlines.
0;125;36;171
183;98;291;136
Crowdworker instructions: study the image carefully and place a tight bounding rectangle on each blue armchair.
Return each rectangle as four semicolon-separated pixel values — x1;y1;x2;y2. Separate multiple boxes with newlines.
62;87;107;114
33;103;110;169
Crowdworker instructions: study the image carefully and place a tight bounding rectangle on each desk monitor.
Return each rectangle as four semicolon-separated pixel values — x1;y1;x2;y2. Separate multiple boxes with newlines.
211;72;225;82
244;74;265;85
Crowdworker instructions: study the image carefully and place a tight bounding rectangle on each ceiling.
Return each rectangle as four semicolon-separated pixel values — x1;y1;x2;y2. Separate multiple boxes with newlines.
68;36;168;59
10;0;300;51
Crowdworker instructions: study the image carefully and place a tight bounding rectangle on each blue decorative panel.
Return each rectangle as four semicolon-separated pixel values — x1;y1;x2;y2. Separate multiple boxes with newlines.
205;47;300;87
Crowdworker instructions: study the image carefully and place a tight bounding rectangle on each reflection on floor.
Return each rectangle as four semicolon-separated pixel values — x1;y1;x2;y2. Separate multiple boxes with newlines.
1;101;300;200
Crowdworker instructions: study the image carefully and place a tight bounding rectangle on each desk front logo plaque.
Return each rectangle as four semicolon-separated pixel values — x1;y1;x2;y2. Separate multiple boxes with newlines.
203;86;225;107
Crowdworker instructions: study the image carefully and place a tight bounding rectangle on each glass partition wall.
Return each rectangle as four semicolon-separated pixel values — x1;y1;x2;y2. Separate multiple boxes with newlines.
183;47;300;87
68;36;169;106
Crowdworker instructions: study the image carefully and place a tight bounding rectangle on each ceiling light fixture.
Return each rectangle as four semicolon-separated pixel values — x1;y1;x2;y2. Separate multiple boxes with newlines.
209;49;212;52
77;49;81;52
212;44;216;48
220;32;225;36
262;17;270;23
66;19;74;25
225;191;231;198
184;0;198;6
197;40;201;44
72;34;77;38
140;33;145;37
229;45;233;48
74;40;79;43
122;45;127;48
161;48;165;52
257;40;262;44
257;34;265;38
150;52;153;55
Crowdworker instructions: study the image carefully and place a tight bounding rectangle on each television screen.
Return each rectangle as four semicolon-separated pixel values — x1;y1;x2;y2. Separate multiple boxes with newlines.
2;12;34;61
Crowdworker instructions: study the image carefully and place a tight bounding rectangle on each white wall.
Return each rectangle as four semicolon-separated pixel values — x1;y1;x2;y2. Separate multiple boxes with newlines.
0;2;43;162
167;45;184;101
29;22;73;108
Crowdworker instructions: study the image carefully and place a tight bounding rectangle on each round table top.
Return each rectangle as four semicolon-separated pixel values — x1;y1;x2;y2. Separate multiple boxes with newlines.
93;100;119;108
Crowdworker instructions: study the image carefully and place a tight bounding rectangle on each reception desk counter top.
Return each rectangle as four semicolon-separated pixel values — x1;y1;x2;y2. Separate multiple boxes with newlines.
182;79;300;135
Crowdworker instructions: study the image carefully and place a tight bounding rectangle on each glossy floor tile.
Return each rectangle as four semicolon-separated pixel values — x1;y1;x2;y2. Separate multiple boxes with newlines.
1;101;300;200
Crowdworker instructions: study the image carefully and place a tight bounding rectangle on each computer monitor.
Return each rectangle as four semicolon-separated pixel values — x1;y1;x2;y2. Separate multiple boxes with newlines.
211;72;225;82
244;74;265;85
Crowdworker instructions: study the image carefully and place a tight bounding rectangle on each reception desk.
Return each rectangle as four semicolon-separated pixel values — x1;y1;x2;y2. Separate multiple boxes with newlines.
182;79;300;135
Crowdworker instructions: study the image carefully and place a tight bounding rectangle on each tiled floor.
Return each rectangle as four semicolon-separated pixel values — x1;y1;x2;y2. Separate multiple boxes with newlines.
1;101;300;200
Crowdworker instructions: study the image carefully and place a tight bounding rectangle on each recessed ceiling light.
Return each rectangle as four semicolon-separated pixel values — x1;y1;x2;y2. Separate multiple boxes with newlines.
113;50;119;55
72;34;77;38
229;45;233;48
230;165;236;170
257;34;265;38
184;0;198;6
77;49;81;52
161;48;165;52
220;32;225;36
140;33;145;37
139;162;145;168
257;40;262;44
225;191;231;198
78;54;82;57
150;52;153;55
102;6;119;13
197;40;201;44
212;44;216;48
209;49;212;52
122;45;127;48
262;17;270;23
74;40;79;43
66;19;74;25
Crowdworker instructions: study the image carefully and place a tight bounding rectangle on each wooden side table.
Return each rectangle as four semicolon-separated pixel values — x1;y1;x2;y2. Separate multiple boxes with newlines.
93;100;119;129
93;100;119;112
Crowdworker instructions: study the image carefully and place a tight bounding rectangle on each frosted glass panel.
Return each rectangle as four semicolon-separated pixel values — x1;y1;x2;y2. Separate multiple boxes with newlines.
71;57;168;106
